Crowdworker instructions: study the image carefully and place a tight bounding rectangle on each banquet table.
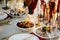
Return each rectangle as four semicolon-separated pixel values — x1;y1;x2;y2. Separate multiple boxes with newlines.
0;3;60;40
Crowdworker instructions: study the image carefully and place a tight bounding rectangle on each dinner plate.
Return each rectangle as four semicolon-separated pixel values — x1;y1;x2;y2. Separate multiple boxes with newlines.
33;27;48;39
9;33;39;40
33;27;59;39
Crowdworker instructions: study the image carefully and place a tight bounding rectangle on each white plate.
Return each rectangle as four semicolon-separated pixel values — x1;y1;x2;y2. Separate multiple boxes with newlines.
0;12;7;20
33;27;59;39
9;33;39;40
33;28;48;39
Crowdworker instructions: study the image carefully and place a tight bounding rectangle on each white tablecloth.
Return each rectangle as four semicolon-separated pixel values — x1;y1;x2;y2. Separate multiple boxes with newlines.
0;3;60;40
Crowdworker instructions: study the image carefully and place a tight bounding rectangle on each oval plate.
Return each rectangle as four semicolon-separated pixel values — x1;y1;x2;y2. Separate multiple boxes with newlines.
9;33;39;40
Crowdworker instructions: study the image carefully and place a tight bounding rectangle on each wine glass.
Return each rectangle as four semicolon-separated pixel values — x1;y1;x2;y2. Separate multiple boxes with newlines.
2;0;10;10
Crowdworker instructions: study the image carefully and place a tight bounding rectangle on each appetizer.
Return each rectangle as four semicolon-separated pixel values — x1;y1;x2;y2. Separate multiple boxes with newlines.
36;26;51;37
0;12;11;26
17;21;34;28
9;8;25;17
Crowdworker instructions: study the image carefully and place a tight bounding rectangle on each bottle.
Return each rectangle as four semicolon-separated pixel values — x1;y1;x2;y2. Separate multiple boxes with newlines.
28;0;38;14
57;0;60;12
48;0;56;23
24;0;38;15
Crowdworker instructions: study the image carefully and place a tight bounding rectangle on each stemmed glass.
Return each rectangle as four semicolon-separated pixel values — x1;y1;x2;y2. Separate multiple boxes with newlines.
57;7;60;35
44;0;59;40
2;0;10;10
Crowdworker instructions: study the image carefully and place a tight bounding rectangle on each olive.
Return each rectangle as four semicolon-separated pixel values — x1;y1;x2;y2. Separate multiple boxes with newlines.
42;26;47;32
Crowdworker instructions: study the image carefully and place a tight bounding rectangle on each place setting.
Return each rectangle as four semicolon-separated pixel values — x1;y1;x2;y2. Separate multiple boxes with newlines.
0;0;60;40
